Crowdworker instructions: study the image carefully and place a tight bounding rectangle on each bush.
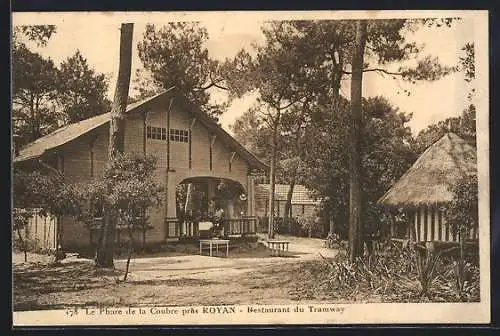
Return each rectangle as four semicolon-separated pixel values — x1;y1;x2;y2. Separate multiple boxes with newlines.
13;235;38;253
257;217;295;235
275;217;300;235
319;247;419;301
293;243;480;303
257;217;269;233
300;216;324;238
261;216;324;238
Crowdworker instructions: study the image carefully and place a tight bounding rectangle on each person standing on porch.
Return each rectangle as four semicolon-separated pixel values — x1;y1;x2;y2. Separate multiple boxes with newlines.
208;198;216;219
214;206;225;237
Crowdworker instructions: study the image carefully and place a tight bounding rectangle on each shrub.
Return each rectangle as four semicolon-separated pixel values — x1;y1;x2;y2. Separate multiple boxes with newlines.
299;216;324;238
269;216;324;238
317;246;419;301
257;217;269;233
274;217;300;235
13;235;39;253
298;242;480;303
445;174;478;239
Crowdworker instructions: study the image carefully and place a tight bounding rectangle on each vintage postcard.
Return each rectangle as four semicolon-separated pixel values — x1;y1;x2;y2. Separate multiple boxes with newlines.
11;10;490;326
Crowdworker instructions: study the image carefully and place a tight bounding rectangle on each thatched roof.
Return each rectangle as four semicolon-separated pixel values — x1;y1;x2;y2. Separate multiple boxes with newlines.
377;132;477;207
14;87;268;171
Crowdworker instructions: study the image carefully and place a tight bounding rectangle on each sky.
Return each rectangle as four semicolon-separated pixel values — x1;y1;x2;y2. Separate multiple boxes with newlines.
13;11;478;135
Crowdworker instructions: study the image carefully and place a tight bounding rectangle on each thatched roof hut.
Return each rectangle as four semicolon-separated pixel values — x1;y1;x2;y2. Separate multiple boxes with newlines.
378;132;477;208
378;133;477;243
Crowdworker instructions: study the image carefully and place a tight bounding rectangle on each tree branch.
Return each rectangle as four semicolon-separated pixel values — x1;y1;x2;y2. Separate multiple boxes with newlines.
343;68;404;76
209;72;229;90
279;96;306;110
261;110;276;127
194;72;229;91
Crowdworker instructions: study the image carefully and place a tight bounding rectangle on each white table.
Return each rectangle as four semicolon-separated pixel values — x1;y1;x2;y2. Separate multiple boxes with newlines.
199;239;230;257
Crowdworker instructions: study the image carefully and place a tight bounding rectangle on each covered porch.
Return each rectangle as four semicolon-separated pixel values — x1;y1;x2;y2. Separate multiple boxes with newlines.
165;176;258;240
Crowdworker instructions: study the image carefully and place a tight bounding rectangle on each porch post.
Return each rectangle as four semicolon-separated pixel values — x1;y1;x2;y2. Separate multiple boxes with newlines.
247;173;255;217
207;179;216;203
166;172;178;234
389;214;395;238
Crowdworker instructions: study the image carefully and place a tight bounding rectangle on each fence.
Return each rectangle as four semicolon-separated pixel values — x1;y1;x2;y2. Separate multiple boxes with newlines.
13;208;58;252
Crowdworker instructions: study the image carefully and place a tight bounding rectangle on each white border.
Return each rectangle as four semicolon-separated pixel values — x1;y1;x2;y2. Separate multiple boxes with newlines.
11;10;490;326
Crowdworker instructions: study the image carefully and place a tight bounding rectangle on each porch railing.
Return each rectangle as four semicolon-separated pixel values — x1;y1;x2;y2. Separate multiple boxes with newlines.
225;217;257;236
163;216;258;239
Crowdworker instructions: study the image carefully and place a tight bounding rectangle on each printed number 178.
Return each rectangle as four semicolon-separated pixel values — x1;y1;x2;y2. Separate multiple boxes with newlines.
66;308;78;317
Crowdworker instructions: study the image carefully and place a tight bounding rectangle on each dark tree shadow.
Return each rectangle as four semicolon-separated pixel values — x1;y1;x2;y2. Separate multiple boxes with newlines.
13;261;121;309
130;278;220;286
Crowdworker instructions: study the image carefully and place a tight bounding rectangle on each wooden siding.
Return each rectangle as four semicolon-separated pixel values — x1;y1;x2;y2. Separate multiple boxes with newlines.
59;126;110;248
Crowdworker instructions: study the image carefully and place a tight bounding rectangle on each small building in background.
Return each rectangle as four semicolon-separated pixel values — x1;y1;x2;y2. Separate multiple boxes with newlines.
255;183;320;219
377;132;478;243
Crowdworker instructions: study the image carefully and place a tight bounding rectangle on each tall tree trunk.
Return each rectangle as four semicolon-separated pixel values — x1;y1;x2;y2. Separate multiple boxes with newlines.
17;227;28;262
108;23;133;158
30;94;36;143
329;218;335;236
348;20;367;262
123;227;134;282
268;126;278;240
96;23;134;268
283;170;297;234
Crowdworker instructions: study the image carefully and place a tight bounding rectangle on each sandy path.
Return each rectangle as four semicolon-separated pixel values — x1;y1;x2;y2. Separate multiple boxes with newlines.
14;237;340;309
113;236;337;282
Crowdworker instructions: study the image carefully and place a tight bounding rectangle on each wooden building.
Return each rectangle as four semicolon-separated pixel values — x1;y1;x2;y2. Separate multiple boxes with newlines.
377;133;478;243
13;87;268;252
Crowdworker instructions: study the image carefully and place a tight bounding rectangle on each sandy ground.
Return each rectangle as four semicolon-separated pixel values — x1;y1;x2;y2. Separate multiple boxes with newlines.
13;236;339;310
12;252;55;265
112;235;336;282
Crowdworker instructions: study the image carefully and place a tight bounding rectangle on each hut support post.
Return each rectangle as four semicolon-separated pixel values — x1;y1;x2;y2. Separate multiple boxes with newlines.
389;214;395;238
410;210;416;243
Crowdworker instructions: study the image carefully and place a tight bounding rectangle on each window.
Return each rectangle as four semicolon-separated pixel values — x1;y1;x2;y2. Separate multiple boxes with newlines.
146;126;189;143
170;129;189;143
147;126;167;140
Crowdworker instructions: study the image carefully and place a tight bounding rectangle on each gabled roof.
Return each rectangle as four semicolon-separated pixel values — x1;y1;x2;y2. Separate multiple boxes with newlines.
14;112;110;163
255;184;320;205
14;87;269;171
377;132;477;207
